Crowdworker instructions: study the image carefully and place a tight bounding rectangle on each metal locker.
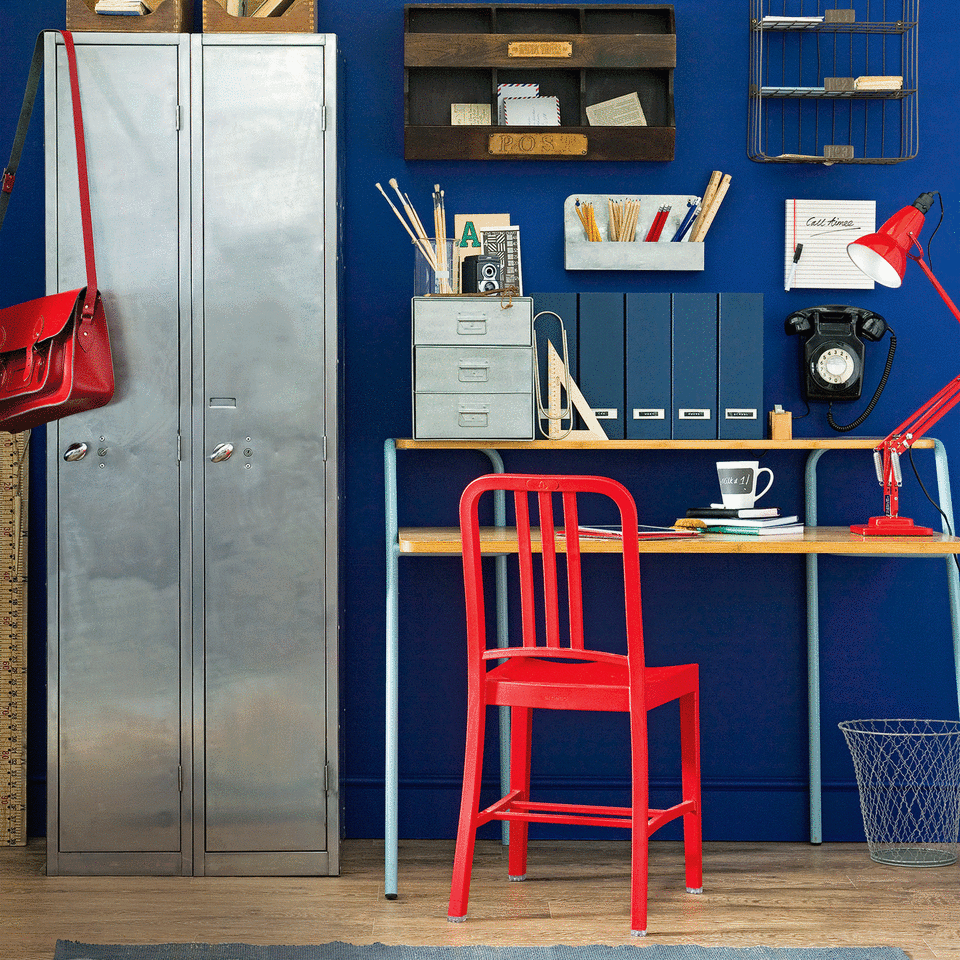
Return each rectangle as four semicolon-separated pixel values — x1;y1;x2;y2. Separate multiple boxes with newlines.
45;33;340;878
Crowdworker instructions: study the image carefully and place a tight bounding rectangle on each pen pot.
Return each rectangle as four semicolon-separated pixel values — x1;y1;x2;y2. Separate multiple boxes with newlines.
414;239;455;296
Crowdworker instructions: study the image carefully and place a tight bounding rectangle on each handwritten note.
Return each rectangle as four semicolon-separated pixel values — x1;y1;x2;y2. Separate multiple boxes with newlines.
785;199;876;289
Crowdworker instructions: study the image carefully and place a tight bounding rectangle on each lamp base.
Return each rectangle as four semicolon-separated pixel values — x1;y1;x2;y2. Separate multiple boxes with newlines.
850;515;934;536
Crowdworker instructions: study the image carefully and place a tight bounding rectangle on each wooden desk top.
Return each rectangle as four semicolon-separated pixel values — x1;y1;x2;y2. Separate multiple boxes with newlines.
398;526;960;556
395;437;938;452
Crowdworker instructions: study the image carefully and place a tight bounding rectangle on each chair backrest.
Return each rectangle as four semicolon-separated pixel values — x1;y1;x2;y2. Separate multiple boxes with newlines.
458;473;645;669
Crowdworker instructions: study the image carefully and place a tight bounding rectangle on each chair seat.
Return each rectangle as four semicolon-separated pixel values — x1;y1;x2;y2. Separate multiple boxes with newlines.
487;655;697;713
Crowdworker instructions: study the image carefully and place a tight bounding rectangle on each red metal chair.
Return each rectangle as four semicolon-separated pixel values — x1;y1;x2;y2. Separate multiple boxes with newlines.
447;474;702;936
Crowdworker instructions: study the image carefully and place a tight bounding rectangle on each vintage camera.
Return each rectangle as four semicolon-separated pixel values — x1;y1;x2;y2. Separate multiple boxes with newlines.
461;254;502;293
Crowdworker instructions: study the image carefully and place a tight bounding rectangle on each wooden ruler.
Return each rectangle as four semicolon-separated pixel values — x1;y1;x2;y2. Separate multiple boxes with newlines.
545;342;608;440
0;432;28;846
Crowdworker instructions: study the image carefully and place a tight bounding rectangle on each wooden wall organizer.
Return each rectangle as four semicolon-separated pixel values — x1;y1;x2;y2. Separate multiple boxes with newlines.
404;3;677;161
202;0;317;33
66;0;192;32
564;195;704;271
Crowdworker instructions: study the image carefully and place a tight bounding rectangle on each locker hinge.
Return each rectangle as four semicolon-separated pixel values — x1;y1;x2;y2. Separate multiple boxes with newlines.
320;104;327;132
324;762;330;793
176;104;183;131
178;764;183;793
322;435;327;462
177;433;182;462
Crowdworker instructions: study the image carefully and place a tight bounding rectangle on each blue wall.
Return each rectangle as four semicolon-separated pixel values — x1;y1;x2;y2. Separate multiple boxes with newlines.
3;1;959;843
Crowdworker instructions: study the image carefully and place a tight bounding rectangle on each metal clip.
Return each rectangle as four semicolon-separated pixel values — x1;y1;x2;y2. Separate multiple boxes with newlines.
532;310;572;439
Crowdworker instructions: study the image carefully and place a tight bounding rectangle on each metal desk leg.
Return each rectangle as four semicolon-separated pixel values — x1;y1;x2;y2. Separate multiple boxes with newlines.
384;439;400;898
932;440;960;715
804;449;826;844
480;450;510;846
383;444;509;899
805;439;960;851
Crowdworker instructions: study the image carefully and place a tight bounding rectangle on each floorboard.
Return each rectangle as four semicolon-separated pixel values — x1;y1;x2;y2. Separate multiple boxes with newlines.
1;839;958;959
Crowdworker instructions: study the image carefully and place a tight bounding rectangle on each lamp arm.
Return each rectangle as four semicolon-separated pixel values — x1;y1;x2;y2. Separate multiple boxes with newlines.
874;376;960;519
908;238;960;324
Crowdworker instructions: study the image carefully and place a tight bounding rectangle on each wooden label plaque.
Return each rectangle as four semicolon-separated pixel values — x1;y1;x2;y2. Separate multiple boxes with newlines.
508;41;573;58
489;133;588;156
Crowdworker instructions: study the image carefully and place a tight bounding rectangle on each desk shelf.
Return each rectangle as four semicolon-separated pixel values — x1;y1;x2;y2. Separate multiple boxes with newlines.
398;525;960;555
395;436;936;451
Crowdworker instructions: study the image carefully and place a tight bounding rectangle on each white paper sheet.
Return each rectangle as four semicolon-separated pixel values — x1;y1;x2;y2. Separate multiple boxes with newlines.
784;199;877;290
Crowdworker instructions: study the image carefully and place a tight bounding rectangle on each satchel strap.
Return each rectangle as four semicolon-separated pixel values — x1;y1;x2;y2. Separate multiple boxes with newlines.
0;31;98;320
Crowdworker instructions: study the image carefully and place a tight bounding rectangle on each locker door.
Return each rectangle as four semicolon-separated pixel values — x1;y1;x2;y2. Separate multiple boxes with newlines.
47;38;189;871
194;38;330;871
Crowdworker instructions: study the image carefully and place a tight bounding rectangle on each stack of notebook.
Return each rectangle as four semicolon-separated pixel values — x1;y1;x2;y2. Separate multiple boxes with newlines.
680;506;804;536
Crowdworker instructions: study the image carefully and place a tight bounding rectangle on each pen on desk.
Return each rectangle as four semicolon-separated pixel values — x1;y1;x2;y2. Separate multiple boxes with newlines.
671;199;700;242
786;242;803;290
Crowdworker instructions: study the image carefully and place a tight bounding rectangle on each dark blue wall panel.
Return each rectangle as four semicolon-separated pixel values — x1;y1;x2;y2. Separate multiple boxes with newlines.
3;1;960;844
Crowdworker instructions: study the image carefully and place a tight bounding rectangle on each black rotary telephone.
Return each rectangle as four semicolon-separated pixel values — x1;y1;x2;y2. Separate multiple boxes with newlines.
784;304;896;431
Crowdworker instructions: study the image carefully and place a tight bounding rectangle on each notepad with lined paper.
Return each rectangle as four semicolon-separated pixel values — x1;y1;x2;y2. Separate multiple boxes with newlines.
784;199;876;289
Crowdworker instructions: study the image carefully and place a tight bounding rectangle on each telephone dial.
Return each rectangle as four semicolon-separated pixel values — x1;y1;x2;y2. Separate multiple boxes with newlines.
785;304;893;402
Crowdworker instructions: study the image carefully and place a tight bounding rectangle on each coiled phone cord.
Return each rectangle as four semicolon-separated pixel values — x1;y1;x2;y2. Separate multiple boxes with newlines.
827;327;897;432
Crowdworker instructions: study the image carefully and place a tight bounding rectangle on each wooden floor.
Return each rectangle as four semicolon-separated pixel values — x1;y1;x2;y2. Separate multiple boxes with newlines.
2;838;959;959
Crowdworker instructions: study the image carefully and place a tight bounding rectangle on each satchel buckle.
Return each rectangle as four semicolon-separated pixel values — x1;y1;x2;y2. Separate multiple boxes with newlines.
1;169;13;194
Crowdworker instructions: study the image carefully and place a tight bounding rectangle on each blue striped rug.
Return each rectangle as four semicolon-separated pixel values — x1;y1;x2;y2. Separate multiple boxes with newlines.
53;942;911;960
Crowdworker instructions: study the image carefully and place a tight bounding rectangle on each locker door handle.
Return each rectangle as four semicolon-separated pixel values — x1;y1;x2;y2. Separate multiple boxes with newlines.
63;442;88;462
209;442;234;463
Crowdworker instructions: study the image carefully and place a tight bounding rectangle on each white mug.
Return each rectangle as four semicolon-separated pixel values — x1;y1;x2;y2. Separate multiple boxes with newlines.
716;460;774;509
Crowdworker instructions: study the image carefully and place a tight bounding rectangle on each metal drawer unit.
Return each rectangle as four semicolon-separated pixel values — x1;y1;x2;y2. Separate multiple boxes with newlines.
412;296;534;439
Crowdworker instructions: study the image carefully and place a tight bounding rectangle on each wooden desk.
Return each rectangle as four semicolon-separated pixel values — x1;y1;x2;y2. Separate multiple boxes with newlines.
399;525;960;555
384;437;960;899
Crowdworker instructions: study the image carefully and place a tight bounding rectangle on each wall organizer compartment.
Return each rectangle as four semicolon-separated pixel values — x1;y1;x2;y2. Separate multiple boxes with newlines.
564;195;704;271
404;4;676;161
67;0;192;32
748;0;918;164
202;0;317;33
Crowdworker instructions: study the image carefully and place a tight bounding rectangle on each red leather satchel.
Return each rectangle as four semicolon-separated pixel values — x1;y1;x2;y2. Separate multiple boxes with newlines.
0;30;114;434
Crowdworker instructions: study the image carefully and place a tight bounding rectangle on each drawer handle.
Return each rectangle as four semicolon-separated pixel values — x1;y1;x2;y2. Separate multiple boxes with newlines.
458;403;490;428
458;359;490;382
457;318;487;336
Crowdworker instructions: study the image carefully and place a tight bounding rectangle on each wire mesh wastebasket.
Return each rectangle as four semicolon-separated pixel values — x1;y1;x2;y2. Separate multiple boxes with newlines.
839;719;960;867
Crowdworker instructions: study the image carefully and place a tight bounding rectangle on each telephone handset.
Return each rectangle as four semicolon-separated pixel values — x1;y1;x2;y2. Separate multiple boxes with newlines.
784;304;892;402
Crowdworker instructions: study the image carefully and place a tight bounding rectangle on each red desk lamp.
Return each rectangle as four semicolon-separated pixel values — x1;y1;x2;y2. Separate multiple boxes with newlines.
846;192;960;536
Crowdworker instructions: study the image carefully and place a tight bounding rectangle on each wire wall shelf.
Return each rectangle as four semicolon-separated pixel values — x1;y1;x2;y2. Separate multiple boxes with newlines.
748;0;918;164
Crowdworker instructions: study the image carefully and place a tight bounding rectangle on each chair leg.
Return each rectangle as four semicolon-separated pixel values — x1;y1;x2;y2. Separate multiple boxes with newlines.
448;696;486;921
679;688;703;894
507;705;532;880
629;796;649;935
629;710;650;937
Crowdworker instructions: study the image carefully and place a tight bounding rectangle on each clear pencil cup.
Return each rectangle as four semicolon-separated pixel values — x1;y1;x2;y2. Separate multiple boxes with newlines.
413;238;455;296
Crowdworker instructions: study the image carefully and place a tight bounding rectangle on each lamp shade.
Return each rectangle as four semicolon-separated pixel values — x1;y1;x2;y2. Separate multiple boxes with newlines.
846;197;932;288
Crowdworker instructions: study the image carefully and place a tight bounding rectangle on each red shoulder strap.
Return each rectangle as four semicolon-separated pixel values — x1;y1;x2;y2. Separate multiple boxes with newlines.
0;31;98;318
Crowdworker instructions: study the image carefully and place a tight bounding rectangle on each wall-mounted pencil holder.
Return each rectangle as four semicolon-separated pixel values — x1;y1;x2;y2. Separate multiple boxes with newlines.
564;194;705;272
